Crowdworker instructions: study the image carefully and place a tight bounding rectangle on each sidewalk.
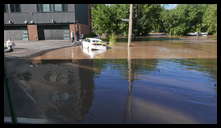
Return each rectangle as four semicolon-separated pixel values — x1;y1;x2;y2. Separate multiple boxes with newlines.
4;40;74;58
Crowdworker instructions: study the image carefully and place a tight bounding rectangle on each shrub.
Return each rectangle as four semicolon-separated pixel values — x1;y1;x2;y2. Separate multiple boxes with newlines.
109;33;117;44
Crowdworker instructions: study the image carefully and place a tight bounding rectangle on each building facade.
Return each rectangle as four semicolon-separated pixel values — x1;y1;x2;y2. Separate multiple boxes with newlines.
4;4;91;41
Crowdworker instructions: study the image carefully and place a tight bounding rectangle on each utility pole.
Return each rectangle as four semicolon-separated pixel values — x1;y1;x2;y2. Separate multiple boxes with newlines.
128;4;133;47
125;4;133;122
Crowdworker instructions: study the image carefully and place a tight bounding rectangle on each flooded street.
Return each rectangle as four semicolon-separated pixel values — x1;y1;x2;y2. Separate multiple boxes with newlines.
4;39;217;124
32;40;217;60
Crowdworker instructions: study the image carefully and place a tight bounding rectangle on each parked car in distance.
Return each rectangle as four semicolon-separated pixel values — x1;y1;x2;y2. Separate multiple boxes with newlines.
187;32;208;36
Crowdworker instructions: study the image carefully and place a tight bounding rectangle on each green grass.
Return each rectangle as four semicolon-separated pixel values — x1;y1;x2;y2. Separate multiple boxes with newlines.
114;37;182;43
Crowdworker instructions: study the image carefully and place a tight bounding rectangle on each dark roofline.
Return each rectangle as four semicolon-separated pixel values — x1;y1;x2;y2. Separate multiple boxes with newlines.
4;22;80;27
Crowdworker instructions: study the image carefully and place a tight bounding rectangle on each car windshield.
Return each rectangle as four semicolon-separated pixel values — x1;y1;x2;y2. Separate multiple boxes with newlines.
92;40;99;43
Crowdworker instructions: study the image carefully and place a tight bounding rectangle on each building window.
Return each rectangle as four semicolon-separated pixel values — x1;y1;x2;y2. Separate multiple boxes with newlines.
37;4;67;12
42;4;50;12
10;4;21;12
54;4;62;12
4;5;8;12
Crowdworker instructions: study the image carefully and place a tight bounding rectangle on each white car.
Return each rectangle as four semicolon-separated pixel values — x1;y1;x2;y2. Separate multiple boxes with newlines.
4;40;15;52
82;38;107;50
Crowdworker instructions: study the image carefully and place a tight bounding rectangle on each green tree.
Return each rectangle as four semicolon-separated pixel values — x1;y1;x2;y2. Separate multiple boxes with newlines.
112;4;129;36
202;4;217;34
160;4;209;36
91;5;114;36
91;4;217;37
92;4;129;38
135;4;163;36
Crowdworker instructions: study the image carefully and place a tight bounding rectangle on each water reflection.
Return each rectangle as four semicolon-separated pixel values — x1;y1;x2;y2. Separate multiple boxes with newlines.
84;58;216;123
37;59;95;123
125;46;133;122
82;47;107;58
172;59;217;80
6;58;96;123
5;57;217;123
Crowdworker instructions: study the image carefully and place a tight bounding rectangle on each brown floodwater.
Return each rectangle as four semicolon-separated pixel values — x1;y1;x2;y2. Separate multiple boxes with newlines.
32;40;216;60
4;39;217;124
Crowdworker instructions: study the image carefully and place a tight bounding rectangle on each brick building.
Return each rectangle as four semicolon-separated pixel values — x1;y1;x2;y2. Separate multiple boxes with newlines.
4;4;91;41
